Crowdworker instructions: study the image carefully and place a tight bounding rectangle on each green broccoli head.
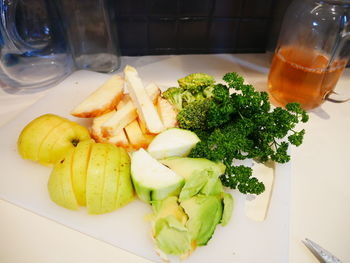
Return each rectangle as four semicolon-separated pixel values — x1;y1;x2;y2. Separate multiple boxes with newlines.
162;87;184;111
177;100;213;131
178;73;215;94
203;84;230;102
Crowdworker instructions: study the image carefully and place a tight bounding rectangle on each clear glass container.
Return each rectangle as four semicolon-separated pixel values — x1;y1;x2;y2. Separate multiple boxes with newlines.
59;0;120;73
268;0;350;110
0;0;73;93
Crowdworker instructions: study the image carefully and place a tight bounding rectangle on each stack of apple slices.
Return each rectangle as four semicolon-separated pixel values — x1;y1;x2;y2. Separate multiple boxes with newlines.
71;65;178;151
48;141;134;214
17;113;134;214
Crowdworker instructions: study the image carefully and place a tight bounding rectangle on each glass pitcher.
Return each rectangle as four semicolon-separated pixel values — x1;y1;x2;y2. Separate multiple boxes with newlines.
268;0;350;110
0;0;73;92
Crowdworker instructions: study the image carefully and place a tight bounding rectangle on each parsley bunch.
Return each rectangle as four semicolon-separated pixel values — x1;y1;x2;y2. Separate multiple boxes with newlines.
177;72;309;195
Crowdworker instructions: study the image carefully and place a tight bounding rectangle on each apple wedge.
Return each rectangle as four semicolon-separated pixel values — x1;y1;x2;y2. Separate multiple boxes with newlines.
91;111;115;143
124;120;155;150
116;94;131;110
156;97;178;129
108;130;130;149
124;65;164;134
86;143;109;214
38;121;77;165
71;140;94;206
48;148;79;210
116;83;160;110
91;111;131;149
101;83;161;140
145;82;161;104
115;147;134;208
131;148;184;203
18;114;65;162
101;100;138;138
100;144;121;213
71;75;124;118
148;128;200;160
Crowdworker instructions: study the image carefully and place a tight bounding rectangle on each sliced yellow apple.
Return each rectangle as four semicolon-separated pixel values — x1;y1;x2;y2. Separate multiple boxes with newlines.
86;143;109;214
43;121;90;165
115;148;134;208
71;140;94;206
71;75;124;118
48;148;79;210
100;144;121;213
18;114;65;162
37;121;75;165
124;65;164;134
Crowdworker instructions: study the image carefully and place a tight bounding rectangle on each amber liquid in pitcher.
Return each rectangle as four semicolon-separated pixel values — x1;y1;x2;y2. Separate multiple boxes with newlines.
268;46;346;110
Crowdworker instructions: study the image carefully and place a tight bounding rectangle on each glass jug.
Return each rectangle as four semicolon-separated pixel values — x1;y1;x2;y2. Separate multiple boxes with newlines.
0;0;73;92
268;0;350;110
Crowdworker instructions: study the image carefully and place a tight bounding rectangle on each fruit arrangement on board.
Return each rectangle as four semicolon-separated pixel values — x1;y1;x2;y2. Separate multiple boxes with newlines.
17;65;308;261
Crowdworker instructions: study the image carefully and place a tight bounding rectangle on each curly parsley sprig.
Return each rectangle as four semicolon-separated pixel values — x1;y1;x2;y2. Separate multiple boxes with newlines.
175;72;309;195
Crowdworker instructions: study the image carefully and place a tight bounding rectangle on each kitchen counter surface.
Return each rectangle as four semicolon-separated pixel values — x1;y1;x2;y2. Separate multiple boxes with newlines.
1;54;349;263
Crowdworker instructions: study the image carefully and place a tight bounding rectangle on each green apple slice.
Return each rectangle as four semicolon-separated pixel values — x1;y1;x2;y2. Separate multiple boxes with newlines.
71;140;94;206
86;143;108;214
48;148;79;210
115;147;134;208
18;114;64;161
147;128;200;160
100;144;120;213
131;148;184;203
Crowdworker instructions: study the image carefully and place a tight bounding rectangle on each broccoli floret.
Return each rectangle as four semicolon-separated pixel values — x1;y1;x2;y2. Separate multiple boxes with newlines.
162;87;184;111
202;84;230;101
202;85;214;98
178;73;215;94
181;90;198;107
177;100;213;130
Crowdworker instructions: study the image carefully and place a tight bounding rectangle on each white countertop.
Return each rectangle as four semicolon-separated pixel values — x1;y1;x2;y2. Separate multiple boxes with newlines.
1;54;349;263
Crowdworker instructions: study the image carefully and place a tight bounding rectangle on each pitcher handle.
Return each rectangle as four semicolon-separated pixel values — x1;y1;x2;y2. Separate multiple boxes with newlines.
324;25;350;103
325;91;350;103
0;0;43;54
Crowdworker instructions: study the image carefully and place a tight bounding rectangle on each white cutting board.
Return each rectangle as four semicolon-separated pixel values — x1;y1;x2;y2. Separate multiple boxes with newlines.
0;67;290;263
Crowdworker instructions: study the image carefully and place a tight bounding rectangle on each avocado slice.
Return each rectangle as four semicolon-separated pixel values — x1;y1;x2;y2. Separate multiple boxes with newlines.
151;197;192;257
152;196;187;225
160;157;225;179
179;169;224;201
221;192;234;226
180;195;223;246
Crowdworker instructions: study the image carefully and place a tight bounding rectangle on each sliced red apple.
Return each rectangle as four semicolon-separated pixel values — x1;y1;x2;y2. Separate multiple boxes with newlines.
71;75;124;118
124;65;164;134
156;97;178;129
